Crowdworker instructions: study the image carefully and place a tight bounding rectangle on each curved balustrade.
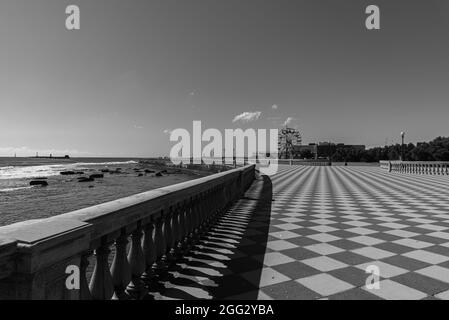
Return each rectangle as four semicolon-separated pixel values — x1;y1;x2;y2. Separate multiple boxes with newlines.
277;159;331;166
0;165;255;300
379;161;449;175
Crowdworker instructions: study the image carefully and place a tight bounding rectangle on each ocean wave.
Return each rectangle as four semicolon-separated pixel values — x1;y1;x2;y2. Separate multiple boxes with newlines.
0;186;34;192
0;160;138;180
71;160;138;166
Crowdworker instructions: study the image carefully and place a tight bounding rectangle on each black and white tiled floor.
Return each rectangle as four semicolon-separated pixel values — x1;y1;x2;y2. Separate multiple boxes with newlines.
150;165;449;300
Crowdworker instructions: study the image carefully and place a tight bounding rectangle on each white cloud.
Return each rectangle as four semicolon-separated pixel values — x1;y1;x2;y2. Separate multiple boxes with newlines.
163;129;172;134
133;125;143;129
232;111;262;123
283;117;295;126
272;104;278;110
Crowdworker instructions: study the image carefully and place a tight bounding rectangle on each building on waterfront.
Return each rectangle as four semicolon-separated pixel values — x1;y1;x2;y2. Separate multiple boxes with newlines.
291;142;366;160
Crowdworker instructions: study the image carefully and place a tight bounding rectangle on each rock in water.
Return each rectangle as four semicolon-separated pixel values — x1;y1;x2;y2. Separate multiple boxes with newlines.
89;174;104;179
30;180;48;186
60;171;76;175
78;177;94;182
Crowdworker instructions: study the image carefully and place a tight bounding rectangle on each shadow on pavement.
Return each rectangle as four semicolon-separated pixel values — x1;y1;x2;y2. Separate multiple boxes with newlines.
147;174;273;299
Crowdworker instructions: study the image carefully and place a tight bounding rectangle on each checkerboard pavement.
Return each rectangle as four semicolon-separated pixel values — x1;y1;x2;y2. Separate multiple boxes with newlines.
151;165;449;300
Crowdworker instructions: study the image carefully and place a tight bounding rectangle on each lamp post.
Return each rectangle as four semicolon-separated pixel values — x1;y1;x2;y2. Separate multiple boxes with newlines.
400;131;405;161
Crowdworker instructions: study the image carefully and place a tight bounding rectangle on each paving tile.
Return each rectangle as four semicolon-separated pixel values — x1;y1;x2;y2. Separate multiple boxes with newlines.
266;240;297;251
403;250;449;264
328;287;382;300
301;256;348;272
241;267;291;288
270;230;302;240
416;266;449;283
281;247;320;261
348;236;385;246
262;280;321;300
296;273;354;296
304;243;345;255
352;247;396;260
435;289;449;300
328;266;372;287
393;238;434;249
252;252;295;267
327;251;372;265
363;280;427;300
391;272;449;295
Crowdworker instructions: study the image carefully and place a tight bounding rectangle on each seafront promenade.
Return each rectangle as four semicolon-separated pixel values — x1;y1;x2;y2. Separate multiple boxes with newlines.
1;164;449;299
152;165;449;300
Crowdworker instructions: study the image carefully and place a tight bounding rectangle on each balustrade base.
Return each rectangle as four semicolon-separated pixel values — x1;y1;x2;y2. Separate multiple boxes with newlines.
126;278;148;300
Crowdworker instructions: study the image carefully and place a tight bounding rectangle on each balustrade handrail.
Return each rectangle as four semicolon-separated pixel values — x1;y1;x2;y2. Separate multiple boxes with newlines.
0;164;256;299
379;160;449;175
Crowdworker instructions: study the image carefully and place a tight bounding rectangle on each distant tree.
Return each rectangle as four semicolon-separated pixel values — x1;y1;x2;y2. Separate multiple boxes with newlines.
298;149;314;159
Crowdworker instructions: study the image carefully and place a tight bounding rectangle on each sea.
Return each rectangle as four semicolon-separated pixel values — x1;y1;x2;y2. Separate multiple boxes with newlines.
0;157;197;227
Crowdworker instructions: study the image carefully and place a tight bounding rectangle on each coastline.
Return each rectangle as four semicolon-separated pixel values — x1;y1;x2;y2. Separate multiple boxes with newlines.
0;157;218;226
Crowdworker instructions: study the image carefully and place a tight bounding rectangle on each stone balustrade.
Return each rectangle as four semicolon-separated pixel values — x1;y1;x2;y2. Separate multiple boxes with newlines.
277;159;331;166
0;165;256;300
379;161;449;175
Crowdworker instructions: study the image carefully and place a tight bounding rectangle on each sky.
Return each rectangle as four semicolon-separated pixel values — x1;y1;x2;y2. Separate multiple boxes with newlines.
1;0;449;157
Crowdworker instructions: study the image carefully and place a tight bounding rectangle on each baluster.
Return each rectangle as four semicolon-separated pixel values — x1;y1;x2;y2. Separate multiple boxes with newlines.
180;202;189;251
205;191;214;227
126;223;147;299
142;220;157;285
79;253;92;300
176;204;187;257
163;208;175;264
198;194;208;235
169;205;181;259
197;195;206;238
110;229;131;300
183;200;195;253
191;196;201;243
152;214;167;273
89;238;114;300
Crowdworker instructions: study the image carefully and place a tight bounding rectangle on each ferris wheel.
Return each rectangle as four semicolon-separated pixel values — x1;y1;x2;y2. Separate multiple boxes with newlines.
278;127;302;159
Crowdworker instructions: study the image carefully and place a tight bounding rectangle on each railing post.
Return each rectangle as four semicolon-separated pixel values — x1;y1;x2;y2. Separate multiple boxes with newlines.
141;220;157;285
176;203;187;257
126;223;147;299
152;214;167;273
163;208;175;264
89;237;114;300
110;229;131;300
79;253;92;300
